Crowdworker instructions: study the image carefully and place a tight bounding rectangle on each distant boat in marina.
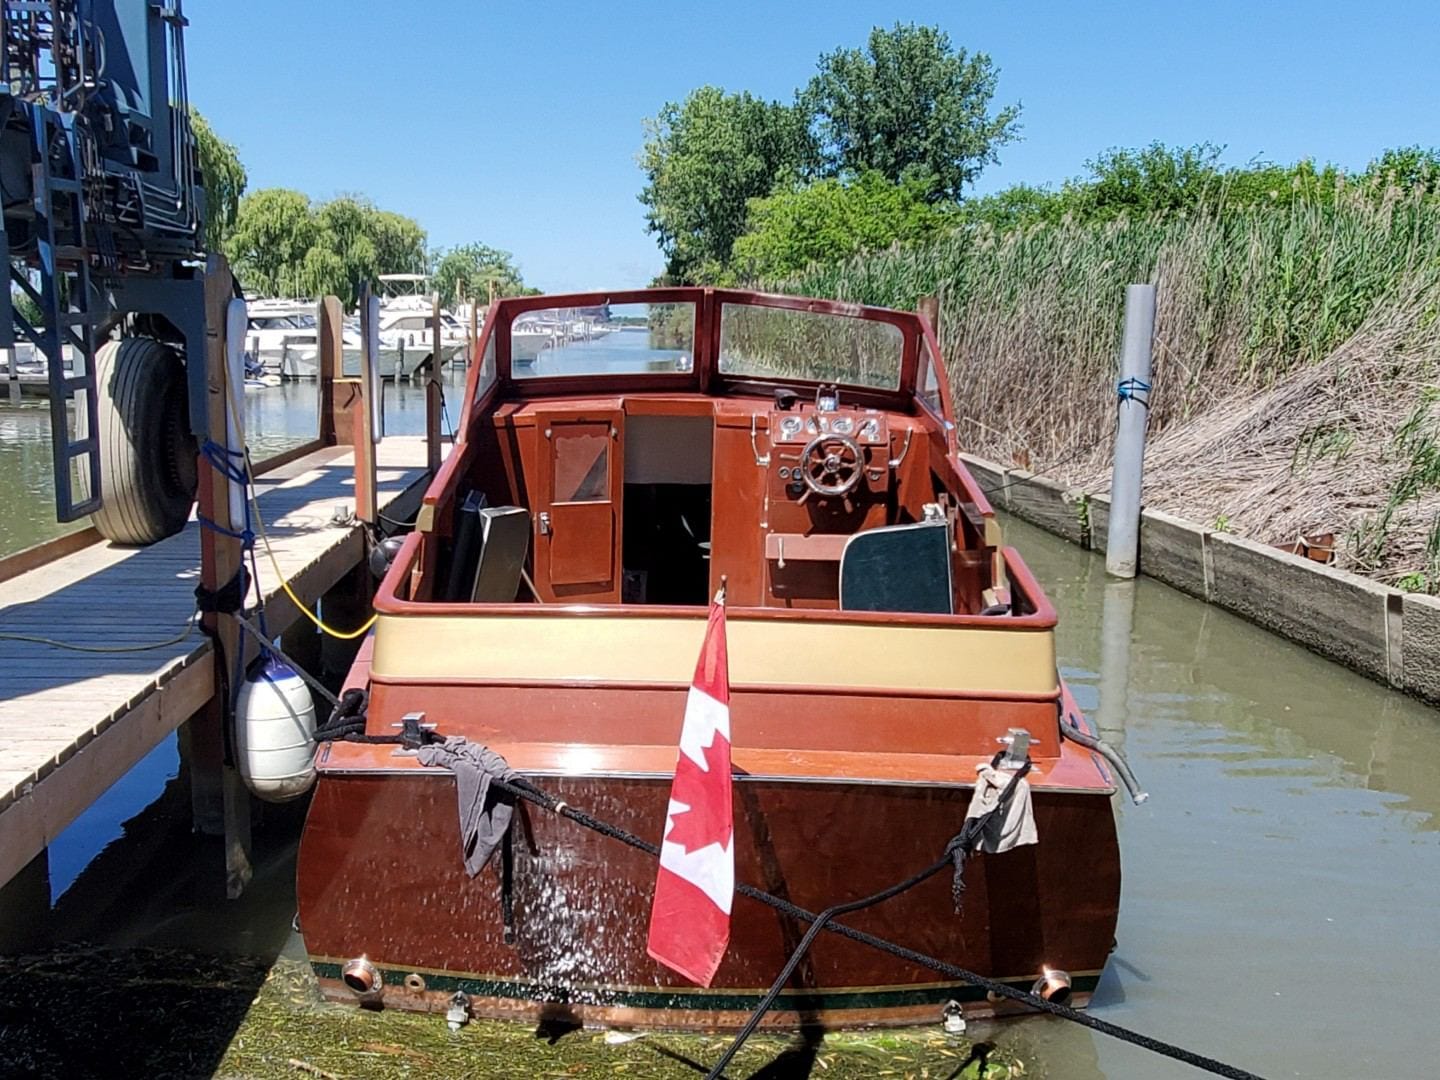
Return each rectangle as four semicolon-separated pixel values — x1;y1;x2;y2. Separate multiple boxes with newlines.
240;283;467;382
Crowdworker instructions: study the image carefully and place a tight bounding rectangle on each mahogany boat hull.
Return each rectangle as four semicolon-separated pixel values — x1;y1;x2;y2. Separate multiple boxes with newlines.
297;767;1119;1030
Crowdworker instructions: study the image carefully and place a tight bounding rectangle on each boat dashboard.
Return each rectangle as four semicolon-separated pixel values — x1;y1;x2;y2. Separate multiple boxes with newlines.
764;386;899;507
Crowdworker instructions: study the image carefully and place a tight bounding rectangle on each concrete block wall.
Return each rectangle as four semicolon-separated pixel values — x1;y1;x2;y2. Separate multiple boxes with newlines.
959;453;1434;705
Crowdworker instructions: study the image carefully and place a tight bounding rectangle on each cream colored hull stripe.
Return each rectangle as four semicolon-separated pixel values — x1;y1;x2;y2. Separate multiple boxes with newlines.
370;614;1058;696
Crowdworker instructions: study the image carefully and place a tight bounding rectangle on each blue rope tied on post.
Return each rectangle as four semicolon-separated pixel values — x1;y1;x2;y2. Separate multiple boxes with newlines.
1117;376;1152;407
197;438;271;647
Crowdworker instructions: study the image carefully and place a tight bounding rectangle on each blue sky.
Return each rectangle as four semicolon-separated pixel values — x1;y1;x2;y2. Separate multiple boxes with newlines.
187;1;1440;293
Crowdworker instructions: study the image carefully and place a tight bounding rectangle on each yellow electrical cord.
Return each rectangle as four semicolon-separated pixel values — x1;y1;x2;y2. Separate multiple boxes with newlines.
223;375;378;641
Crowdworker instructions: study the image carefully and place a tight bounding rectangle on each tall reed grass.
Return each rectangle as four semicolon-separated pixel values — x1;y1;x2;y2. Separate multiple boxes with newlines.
768;184;1440;584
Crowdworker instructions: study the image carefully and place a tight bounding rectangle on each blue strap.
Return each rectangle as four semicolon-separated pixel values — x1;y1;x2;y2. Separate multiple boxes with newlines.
1117;377;1151;407
196;439;271;641
196;513;254;546
200;439;249;485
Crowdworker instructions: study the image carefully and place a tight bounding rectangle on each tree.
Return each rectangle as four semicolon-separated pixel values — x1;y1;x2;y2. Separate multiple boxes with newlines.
731;171;960;280
224;188;317;297
1363;146;1440;194
432;243;528;306
368;209;429;276
1065;142;1228;218
639;86;815;282
223;189;427;305
190;108;247;252
802;23;1020;201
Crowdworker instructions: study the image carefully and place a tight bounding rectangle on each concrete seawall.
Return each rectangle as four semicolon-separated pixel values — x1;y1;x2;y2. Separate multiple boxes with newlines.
962;452;1439;706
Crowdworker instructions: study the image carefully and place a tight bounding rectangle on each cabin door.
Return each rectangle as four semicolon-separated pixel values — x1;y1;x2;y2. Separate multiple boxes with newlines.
534;409;624;600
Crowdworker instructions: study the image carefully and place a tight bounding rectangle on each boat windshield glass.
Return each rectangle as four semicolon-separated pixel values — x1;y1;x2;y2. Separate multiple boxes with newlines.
510;302;694;378
718;303;903;389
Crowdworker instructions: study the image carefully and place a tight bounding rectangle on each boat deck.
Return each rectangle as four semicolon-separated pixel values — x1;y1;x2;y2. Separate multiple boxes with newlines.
0;437;433;888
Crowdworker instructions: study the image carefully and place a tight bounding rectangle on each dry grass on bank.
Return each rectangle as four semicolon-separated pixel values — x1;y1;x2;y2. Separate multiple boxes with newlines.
773;185;1440;586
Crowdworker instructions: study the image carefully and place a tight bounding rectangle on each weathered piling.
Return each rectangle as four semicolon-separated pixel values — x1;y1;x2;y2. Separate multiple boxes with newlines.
1105;284;1155;578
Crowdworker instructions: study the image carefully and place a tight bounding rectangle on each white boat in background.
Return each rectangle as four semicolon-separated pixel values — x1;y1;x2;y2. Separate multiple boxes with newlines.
243;299;326;380
375;275;466;376
241;285;466;381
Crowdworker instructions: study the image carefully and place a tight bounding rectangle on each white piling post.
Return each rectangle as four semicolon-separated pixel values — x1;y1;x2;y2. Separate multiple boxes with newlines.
224;298;249;532
1105;285;1156;579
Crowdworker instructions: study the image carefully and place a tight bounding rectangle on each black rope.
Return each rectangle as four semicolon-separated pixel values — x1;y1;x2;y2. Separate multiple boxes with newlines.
500;827;517;945
194;565;249;615
308;719;1262;1079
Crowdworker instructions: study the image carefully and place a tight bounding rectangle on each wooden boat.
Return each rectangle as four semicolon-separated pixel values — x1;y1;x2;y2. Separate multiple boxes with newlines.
296;288;1122;1031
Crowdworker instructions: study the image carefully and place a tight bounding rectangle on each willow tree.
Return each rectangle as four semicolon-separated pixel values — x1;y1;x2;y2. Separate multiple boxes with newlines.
189;108;247;251
224;190;427;305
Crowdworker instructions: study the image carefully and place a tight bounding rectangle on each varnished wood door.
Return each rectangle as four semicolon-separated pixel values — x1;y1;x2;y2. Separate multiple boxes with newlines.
535;409;624;600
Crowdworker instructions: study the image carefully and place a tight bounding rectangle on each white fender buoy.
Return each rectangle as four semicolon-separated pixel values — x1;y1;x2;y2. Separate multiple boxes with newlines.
236;656;317;802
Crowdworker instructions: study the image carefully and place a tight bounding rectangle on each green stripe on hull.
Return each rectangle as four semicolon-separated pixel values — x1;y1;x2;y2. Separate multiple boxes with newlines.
311;961;1099;1013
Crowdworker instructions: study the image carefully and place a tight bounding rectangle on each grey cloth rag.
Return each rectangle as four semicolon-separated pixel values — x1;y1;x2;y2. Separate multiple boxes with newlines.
416;736;518;876
964;763;1038;853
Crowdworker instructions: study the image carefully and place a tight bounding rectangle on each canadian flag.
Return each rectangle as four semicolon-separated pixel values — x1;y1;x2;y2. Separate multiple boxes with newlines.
646;590;734;986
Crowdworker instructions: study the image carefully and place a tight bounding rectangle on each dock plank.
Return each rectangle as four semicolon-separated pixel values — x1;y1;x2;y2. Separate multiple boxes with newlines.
0;437;434;886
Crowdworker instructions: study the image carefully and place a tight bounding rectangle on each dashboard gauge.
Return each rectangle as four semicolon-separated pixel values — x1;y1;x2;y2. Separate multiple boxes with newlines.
859;418;881;440
779;415;803;438
806;415;820;435
831;416;855;435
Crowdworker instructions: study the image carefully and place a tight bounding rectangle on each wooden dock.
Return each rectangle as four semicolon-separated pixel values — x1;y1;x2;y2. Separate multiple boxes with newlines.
0;436;434;890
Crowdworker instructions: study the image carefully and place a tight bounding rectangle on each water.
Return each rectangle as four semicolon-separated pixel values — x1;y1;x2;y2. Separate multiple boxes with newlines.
0;368;468;557
997;516;1440;1078
523;328;691;378
4;407;1440;1074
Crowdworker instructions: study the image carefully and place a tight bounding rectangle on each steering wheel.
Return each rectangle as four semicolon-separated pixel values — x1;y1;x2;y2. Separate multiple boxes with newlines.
799;433;864;498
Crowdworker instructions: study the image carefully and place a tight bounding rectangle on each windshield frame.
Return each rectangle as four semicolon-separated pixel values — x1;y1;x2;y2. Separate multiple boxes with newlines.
479;287;921;412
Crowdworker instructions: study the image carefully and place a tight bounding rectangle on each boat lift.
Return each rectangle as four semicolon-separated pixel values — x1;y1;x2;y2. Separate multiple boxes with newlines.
1;0;209;536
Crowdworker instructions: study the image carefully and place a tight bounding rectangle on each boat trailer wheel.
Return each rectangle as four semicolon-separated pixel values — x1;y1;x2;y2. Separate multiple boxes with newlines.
800;433;864;497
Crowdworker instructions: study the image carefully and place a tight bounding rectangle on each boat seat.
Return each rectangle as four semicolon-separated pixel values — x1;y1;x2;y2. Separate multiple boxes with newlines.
469;506;532;602
838;520;953;615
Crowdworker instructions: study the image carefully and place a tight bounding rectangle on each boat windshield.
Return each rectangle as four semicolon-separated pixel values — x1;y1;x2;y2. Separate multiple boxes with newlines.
718;302;903;389
511;302;695;378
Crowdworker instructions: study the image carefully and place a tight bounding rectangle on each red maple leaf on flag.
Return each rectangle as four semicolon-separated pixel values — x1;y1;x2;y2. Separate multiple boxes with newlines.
664;733;733;854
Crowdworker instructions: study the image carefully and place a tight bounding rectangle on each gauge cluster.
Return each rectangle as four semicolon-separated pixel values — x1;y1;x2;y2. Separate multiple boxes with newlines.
770;406;889;447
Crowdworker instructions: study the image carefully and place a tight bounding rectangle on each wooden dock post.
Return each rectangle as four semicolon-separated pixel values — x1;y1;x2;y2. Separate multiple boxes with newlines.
317;295;340;446
191;253;254;898
0;850;50;952
917;294;941;338
353;283;380;524
468;300;479;368
427;294;443;473
4;346;19;405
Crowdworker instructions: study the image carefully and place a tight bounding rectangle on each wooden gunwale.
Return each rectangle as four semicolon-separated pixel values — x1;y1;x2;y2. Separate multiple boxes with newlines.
373;534;1057;628
365;673;1060;702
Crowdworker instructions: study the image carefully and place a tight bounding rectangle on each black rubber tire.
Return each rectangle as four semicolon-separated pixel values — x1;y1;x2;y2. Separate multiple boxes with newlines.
89;337;198;545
